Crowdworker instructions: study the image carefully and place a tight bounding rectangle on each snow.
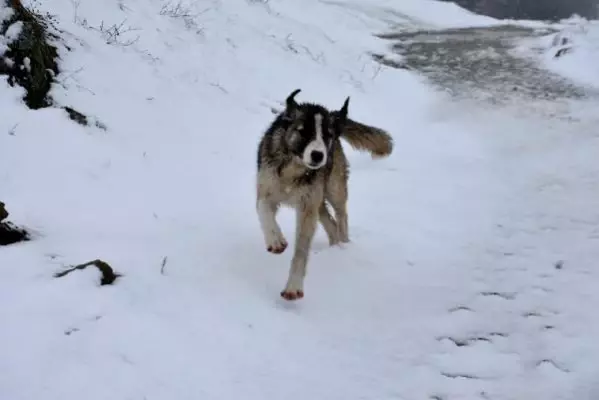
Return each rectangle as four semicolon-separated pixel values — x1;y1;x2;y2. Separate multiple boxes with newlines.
4;20;23;42
1;0;599;399
0;5;16;57
512;15;599;90
541;18;599;89
0;3;13;23
320;0;501;30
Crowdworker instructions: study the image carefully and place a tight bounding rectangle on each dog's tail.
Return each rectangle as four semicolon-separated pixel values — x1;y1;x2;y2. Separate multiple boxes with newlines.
339;118;393;158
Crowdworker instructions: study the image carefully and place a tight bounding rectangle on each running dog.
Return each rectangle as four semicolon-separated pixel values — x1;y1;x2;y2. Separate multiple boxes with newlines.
256;89;393;300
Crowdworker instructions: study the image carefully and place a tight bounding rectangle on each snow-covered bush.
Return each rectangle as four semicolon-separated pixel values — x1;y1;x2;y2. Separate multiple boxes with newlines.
0;0;59;108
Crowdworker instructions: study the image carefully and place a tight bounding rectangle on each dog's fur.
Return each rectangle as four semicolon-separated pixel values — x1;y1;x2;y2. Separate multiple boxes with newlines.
256;89;393;301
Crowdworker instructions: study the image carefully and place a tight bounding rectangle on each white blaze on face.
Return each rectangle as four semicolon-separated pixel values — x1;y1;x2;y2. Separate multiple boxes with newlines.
302;113;327;169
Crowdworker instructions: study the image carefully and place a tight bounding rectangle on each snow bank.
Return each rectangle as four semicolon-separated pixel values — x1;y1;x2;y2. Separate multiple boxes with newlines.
541;17;599;89
324;0;500;30
0;4;16;56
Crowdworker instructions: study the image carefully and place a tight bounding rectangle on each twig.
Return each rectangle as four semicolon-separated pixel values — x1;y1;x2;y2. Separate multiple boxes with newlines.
160;256;168;275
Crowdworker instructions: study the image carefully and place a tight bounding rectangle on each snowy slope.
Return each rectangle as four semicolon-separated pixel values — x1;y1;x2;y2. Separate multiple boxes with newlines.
542;18;599;89
510;15;599;90
2;0;599;399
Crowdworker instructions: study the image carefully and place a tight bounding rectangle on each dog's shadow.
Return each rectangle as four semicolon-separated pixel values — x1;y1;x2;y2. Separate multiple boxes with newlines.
310;239;350;254
228;229;345;307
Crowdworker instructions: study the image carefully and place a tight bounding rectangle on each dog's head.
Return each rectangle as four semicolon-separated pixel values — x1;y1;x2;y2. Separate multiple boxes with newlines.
281;89;349;170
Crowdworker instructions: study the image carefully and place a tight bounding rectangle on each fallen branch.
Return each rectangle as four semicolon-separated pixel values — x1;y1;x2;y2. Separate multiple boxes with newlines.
160;256;168;275
54;259;120;285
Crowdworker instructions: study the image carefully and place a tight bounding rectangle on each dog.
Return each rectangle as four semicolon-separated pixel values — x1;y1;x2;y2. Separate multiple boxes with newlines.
256;89;393;301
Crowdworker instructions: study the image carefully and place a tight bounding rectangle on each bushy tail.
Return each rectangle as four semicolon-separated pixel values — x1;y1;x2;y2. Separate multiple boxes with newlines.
340;118;393;158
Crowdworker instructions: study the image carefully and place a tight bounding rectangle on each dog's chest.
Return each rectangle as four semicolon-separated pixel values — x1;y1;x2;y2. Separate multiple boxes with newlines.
272;172;324;206
259;160;325;205
276;178;319;205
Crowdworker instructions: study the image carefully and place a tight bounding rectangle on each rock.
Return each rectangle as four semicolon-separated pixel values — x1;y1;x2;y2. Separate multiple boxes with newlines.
0;201;31;245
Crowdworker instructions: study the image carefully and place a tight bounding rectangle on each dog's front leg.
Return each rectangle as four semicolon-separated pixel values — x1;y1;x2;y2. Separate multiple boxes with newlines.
281;203;318;300
257;198;288;254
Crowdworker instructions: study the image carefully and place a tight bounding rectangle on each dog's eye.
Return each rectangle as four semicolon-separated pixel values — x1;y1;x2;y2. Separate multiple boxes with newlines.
296;125;304;132
289;131;300;145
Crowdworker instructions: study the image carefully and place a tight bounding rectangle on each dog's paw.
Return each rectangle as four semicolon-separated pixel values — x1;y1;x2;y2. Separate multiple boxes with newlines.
266;235;288;254
338;231;350;244
280;289;304;301
281;276;304;301
327;235;340;246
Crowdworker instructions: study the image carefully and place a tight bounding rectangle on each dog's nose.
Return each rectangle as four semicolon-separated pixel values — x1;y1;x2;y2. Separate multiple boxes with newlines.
310;150;324;164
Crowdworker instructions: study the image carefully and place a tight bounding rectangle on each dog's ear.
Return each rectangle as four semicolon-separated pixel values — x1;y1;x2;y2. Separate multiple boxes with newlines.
286;89;301;109
331;96;350;137
338;96;350;121
282;89;301;121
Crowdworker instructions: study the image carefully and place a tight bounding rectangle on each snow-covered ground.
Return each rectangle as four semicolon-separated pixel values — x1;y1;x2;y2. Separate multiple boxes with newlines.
2;0;599;399
542;17;599;90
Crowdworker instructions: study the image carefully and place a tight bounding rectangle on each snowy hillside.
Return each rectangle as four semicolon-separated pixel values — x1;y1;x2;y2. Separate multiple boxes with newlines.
2;0;599;399
543;17;599;89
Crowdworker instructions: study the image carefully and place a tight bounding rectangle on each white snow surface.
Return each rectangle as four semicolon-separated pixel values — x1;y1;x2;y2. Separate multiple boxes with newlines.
2;1;599;399
0;5;16;56
541;17;599;89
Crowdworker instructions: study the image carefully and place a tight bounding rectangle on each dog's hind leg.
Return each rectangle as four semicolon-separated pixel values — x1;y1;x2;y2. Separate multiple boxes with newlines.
257;198;288;254
281;202;319;300
319;202;339;246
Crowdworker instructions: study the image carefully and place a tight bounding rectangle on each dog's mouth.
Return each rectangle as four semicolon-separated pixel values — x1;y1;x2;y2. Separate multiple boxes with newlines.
295;155;324;170
305;162;324;170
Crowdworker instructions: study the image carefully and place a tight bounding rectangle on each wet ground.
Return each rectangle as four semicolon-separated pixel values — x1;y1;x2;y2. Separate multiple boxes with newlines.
373;24;598;106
